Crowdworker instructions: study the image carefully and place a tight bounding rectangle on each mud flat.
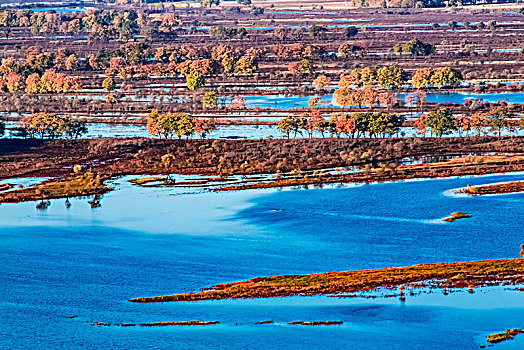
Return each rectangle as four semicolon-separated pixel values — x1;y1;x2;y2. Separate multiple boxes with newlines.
130;259;524;303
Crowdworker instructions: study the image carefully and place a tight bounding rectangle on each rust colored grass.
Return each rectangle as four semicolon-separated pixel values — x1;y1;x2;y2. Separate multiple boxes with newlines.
443;212;472;222
140;321;219;327
487;329;523;343
0;173;111;204
461;181;524;196
290;321;343;326
130;259;524;303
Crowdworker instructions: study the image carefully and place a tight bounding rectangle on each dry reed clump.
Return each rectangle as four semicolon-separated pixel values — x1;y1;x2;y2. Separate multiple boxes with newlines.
487;329;523;343
443;212;472;222
129;176;165;185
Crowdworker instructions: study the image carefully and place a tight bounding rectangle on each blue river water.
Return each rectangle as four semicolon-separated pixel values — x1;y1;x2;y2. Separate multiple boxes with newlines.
244;91;524;109
1;173;524;349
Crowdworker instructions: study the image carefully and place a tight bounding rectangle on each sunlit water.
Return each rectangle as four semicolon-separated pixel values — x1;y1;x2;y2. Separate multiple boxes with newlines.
1;173;524;349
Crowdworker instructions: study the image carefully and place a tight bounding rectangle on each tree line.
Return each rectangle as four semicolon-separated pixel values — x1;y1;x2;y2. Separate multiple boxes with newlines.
278;110;406;138
16;113;88;139
147;109;216;138
278;105;524;139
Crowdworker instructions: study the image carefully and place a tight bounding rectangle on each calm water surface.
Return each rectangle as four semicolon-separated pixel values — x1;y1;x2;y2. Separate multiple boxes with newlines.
1;174;524;349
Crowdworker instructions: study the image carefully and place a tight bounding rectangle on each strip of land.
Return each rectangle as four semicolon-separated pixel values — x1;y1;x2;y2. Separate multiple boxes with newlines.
0;173;111;204
487;329;524;343
461;181;524;196
129;259;524;303
2;137;524;202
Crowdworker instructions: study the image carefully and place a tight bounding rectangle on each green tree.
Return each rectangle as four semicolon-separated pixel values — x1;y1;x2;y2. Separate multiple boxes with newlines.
102;77;116;92
278;116;294;138
308;25;327;39
58;118;88;139
368;112;405;137
203;0;220;7
175;113;194;138
430;67;462;89
393;38;435;56
119;42;151;65
360;66;377;86
234;57;258;75
486;106;512;137
344;26;358;39
377;66;406;89
202;91;218;109
426;108;456;137
186;72;205;90
299;59;315;75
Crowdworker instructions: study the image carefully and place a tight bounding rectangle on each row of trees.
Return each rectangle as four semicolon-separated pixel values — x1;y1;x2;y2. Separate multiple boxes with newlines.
278;110;406;138
338;66;462;89
18;113;88;139
415;106;520;137
278;106;522;139
1;47;79;75
0;69;82;93
411;67;463;89
101;44;260;89
272;25;358;42
0;9;142;40
147;110;216;138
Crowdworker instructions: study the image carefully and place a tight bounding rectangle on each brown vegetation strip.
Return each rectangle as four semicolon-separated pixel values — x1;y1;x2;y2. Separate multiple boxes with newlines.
129;259;524;303
487;329;524;344
2;137;524;181
290;321;343;326
443;212;472;222
140;321;219;327
461;181;524;196
256;320;274;325
0;173;112;204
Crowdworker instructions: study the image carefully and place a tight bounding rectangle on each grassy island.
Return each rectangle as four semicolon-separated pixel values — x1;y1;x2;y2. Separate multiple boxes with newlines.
487;329;523;343
130;259;524;303
140;321;219;327
443;212;472;222
461;181;524;196
0;172;111;204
